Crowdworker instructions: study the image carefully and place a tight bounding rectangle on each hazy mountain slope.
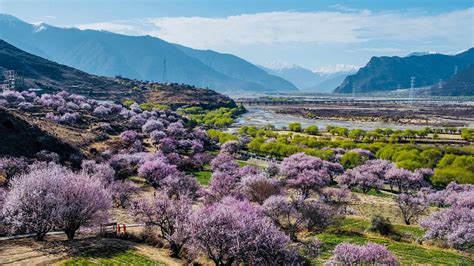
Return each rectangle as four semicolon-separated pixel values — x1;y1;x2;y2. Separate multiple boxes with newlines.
261;64;355;93
176;45;298;92
259;65;322;90
334;49;474;94
0;13;289;93
430;64;474;96
307;71;355;93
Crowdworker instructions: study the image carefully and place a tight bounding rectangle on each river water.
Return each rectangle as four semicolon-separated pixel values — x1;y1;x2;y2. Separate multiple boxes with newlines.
233;107;430;130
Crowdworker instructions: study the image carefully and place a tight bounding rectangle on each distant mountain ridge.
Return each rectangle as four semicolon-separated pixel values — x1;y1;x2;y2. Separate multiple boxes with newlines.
334;49;474;94
261;64;355;93
175;45;297;93
0;13;297;94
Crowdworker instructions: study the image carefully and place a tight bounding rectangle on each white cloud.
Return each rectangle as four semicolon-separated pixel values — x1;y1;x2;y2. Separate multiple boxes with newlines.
76;8;474;50
356;47;404;53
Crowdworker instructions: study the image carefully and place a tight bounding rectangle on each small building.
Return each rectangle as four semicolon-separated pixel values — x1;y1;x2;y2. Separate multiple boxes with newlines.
2;70;24;91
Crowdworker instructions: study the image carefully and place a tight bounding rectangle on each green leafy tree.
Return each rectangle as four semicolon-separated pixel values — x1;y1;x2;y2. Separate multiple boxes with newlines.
340;151;366;169
288;122;302;132
303;125;319;135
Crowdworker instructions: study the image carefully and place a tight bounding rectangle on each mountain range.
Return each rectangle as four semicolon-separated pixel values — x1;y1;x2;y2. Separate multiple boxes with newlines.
1;13;472;96
334;49;474;95
0;13;297;94
261;64;356;93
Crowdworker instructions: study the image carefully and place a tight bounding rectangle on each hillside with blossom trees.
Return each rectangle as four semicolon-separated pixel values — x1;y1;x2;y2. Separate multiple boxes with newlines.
0;39;235;108
0;86;472;265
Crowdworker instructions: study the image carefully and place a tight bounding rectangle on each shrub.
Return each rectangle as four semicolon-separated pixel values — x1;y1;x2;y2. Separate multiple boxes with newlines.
288;122;302;132
369;215;394;236
303;125;318;135
340;151;366;169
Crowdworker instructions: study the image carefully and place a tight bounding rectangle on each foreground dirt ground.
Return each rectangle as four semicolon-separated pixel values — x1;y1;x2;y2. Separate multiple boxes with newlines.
0;234;182;265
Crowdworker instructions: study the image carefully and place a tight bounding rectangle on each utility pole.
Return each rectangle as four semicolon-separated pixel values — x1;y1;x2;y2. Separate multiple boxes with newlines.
162;59;168;83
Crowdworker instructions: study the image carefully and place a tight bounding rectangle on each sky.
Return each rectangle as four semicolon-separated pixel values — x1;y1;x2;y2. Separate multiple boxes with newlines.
1;0;473;72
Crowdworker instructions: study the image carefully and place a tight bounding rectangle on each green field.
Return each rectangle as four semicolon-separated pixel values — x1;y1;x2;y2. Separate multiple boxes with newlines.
60;250;164;266
191;170;212;185
312;217;473;265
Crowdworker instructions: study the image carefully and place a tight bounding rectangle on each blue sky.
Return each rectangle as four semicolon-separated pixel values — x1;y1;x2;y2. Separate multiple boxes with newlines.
1;0;473;72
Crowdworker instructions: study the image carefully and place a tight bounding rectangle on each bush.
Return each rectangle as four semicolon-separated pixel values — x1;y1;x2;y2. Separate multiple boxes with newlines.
303;125;318;135
139;102;169;111
340;151;366;169
288;122;302;132
432;166;474;185
369;215;394;236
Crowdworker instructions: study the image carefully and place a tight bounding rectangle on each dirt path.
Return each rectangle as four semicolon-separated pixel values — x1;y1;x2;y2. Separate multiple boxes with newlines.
133;244;183;266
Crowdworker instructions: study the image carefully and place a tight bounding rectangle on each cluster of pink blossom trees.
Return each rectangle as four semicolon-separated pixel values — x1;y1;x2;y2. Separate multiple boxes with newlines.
336;159;431;193
2;163;111;240
326;242;397;265
420;183;473;250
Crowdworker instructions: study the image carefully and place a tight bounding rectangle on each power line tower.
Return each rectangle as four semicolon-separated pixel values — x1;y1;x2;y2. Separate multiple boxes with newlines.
409;76;415;105
438;79;443;90
162;59;168;83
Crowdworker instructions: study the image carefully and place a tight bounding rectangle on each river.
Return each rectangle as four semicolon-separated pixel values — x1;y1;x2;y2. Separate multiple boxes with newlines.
233;107;430;130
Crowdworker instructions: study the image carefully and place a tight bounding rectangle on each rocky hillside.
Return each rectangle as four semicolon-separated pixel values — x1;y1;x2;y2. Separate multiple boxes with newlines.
0;107;85;163
334;48;474;95
0;39;235;109
430;64;474;96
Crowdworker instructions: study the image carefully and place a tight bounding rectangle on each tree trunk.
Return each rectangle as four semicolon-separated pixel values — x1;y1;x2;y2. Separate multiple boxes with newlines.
169;243;182;258
36;232;47;241
65;229;76;240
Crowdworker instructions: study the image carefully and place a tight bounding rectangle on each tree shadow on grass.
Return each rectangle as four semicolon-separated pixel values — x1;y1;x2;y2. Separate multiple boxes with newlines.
0;234;140;264
44;235;138;258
